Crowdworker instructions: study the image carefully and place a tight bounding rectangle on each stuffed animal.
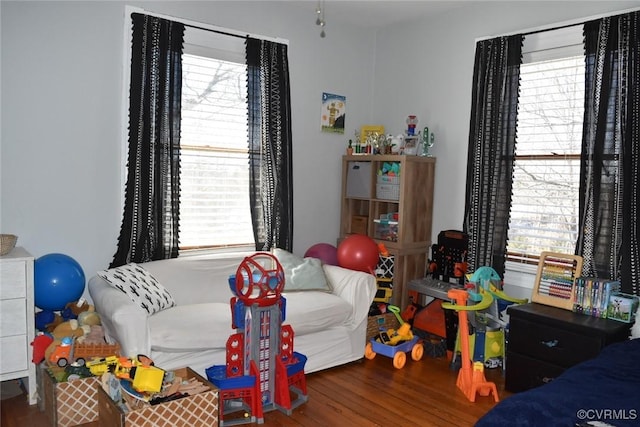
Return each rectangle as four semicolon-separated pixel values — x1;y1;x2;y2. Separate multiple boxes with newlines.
35;310;64;333
77;325;106;345
51;319;85;340
62;298;94;320
77;310;101;327
31;334;54;364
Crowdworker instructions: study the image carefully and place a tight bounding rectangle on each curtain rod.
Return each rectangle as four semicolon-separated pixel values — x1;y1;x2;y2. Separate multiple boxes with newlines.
476;6;640;41
182;22;248;41
125;5;289;46
521;21;581;38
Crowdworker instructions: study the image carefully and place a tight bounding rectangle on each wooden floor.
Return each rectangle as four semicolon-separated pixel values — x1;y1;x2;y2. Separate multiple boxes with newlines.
1;354;508;427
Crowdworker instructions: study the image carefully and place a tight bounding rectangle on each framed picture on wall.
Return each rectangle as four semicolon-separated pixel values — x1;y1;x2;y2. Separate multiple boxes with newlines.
321;92;346;134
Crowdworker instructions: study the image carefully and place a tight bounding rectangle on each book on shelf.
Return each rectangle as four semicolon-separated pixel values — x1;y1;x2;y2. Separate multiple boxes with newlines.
572;277;620;318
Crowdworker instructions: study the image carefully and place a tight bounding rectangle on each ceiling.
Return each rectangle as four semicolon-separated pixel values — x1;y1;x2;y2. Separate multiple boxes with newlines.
301;1;477;29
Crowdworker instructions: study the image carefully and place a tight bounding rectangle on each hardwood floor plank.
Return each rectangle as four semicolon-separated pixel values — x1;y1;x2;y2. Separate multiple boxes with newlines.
0;354;507;427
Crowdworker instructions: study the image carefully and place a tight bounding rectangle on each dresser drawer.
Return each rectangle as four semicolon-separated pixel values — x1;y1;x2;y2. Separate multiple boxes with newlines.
0;335;28;374
508;317;602;367
0;299;27;337
0;261;27;299
505;350;565;392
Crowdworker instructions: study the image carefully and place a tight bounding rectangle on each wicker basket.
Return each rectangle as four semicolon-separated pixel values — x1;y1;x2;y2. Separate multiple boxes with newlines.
367;312;401;340
0;234;17;256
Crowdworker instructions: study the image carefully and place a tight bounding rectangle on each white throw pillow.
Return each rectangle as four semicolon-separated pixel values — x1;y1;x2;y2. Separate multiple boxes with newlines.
273;248;332;292
98;263;175;315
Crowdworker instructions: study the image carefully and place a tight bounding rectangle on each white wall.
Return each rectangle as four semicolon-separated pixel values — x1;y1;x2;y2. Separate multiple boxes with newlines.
370;0;640;294
2;0;639;298
1;1;376;287
371;0;640;242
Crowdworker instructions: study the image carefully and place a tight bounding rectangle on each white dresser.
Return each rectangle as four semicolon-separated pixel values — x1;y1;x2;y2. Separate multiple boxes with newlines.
0;247;37;404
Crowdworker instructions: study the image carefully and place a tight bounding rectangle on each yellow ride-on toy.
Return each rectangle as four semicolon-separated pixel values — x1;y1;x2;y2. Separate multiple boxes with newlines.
365;306;424;369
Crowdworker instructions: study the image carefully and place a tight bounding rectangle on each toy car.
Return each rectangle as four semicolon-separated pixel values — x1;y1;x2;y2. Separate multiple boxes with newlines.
364;323;424;369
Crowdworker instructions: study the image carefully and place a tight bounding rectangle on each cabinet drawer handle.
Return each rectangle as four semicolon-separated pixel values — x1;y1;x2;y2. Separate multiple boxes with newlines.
540;339;559;348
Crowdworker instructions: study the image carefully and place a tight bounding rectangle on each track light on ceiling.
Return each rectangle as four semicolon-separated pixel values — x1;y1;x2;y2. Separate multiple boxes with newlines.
315;0;326;38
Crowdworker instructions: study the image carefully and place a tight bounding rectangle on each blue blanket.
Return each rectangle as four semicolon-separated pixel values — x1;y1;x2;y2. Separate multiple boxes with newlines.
476;338;640;427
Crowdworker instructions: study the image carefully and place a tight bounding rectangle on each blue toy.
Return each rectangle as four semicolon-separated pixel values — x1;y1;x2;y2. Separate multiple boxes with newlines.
34;253;85;311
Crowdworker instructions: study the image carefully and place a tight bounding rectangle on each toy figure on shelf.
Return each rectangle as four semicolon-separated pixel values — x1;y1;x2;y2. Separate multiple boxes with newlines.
206;253;308;425
406;115;418;135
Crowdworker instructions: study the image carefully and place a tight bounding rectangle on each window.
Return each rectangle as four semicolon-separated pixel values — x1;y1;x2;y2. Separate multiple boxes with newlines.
178;29;254;250
506;27;584;265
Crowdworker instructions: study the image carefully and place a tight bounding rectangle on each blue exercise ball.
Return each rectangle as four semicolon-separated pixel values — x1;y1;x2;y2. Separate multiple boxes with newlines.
34;253;85;311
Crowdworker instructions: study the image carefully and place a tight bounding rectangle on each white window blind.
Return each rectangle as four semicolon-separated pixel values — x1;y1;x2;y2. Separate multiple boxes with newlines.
179;51;254;249
507;53;584;263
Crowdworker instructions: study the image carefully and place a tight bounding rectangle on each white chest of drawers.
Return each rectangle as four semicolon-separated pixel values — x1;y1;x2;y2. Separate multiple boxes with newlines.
0;247;37;404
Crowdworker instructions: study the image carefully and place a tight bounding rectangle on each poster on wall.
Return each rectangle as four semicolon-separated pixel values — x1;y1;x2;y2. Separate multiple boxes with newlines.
321;92;346;134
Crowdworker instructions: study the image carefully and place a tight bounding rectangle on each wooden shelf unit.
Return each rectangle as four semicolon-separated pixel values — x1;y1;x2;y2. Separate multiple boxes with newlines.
340;154;435;308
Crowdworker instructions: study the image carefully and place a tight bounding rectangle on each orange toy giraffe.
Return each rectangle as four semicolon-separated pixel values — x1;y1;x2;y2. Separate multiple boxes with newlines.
442;288;500;403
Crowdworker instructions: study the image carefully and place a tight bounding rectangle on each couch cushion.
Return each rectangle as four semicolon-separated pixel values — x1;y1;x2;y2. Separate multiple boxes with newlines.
282;292;351;335
97;263;175;315
149;303;234;352
141;255;249;306
273;248;332;292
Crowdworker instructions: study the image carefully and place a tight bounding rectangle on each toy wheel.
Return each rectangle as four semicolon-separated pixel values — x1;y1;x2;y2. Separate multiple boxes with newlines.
393;351;406;369
365;343;376;360
57;358;68;368
411;343;424;361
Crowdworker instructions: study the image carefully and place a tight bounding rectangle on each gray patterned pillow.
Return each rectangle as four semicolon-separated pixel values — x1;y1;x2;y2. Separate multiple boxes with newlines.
98;263;175;314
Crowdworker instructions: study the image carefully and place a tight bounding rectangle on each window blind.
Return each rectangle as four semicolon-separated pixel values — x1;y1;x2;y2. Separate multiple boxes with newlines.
179;53;253;249
507;55;584;263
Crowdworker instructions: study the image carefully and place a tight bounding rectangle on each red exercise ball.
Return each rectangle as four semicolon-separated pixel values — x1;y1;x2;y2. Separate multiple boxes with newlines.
304;243;339;266
337;234;379;273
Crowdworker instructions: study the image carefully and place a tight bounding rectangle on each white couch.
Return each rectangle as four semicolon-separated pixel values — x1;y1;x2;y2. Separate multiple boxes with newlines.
88;252;376;377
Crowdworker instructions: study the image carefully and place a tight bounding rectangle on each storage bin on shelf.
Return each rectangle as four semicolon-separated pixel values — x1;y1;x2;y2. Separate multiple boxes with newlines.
374;218;398;241
376;255;395;278
376;174;400;201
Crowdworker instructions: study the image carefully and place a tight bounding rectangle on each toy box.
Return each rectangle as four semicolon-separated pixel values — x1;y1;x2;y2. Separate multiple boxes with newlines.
98;367;219;427
41;365;101;427
607;292;640;323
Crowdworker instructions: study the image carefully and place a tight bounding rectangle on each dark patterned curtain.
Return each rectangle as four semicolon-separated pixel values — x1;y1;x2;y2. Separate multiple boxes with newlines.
578;12;640;295
110;13;184;268
463;35;523;276
246;38;293;252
